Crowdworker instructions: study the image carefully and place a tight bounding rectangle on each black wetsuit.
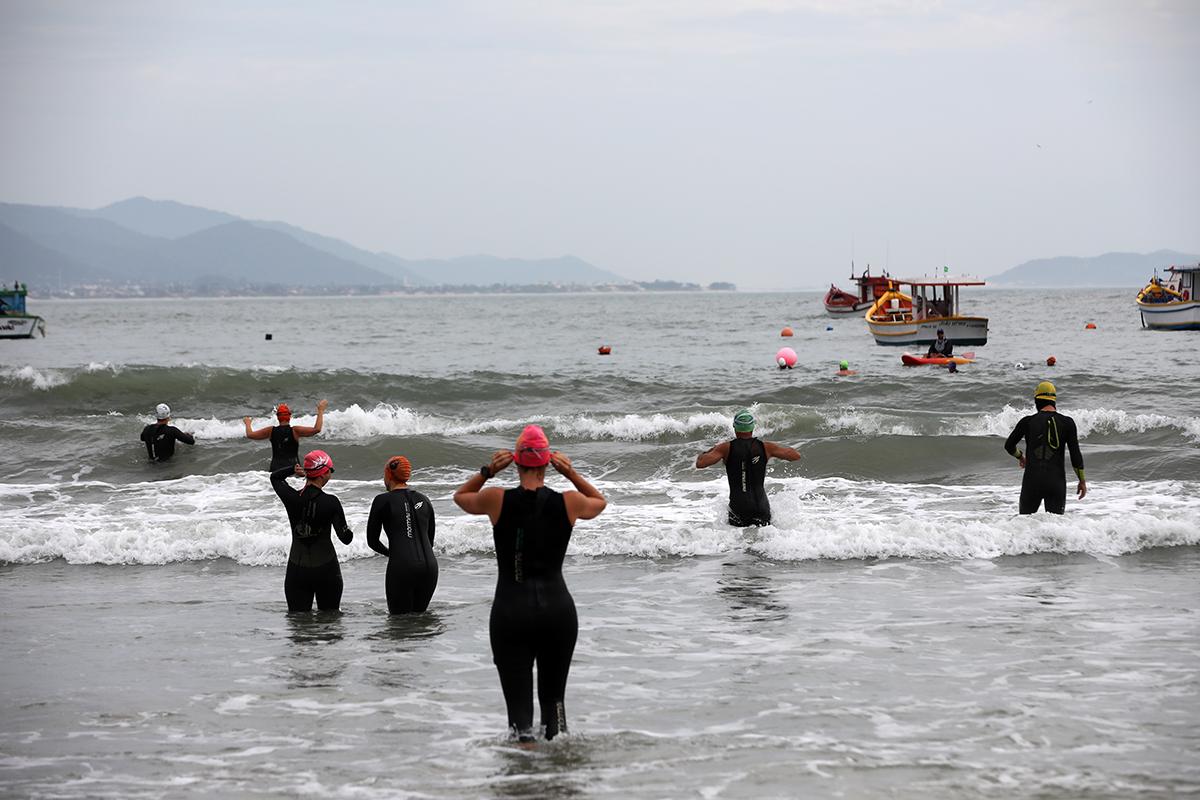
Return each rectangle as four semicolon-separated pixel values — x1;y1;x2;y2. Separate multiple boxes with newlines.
490;487;577;742
366;488;438;614
1004;410;1084;514
725;437;770;527
269;425;300;472
139;423;195;462
270;467;354;611
927;337;953;357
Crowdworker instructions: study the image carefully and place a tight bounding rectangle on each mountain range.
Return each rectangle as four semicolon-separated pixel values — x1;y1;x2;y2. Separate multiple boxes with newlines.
0;197;630;291
987;250;1198;287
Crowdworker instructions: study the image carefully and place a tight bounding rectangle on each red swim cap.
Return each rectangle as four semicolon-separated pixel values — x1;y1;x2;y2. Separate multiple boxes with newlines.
303;449;333;477
385;455;411;485
276;403;291;422
514;424;551;467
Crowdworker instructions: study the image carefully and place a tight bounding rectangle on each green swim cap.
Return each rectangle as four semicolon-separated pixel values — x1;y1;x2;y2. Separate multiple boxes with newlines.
839;360;849;370
733;409;755;432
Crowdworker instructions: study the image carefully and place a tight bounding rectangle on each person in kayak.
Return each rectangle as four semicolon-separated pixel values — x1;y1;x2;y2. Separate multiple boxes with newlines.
925;328;953;358
453;424;607;744
139;403;195;462
695;409;801;527
366;456;438;614
244;399;329;471
271;449;354;612
1003;381;1087;514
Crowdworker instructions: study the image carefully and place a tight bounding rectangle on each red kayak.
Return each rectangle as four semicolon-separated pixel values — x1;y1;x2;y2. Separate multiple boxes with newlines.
901;353;975;366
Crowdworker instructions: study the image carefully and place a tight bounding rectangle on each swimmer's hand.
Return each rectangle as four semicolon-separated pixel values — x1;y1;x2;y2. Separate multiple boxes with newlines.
1077;480;1087;500
317;399;329;412
1018;455;1027;469
293;464;305;478
549;452;575;476
489;450;514;474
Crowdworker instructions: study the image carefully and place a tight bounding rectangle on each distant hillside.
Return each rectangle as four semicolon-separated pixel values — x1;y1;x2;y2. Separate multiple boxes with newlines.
74;196;240;239
990;250;1199;287
249;219;428;286
162;222;396;286
0;221;113;287
1;197;628;291
386;254;629;286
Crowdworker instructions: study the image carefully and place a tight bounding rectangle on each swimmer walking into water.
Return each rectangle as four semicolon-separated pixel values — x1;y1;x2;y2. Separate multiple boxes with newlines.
271;450;354;612
245;400;328;471
367;456;438;614
139;403;195;462
696;409;801;527
1003;381;1086;514
453;424;606;744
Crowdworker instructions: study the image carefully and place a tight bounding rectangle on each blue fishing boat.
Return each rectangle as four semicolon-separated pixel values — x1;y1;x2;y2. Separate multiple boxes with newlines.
0;282;46;339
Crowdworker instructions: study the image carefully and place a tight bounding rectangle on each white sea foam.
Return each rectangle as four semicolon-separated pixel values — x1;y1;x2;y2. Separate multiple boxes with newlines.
1;365;69;391
823;410;919;437
166;401;1200;447
2;470;1196;565
957;405;1200;442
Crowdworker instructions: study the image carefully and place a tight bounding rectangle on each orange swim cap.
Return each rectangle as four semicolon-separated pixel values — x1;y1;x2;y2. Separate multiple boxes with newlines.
385;455;411;485
276;403;291;422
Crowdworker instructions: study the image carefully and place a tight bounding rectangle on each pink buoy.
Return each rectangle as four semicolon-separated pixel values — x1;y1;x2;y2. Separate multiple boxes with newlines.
775;346;797;369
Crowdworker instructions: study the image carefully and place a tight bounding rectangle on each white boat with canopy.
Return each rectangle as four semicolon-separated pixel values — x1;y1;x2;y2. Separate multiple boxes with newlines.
865;278;988;347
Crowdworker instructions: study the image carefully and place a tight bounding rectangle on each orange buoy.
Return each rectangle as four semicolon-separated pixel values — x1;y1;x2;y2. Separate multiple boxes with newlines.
1085;322;1097;329
780;326;794;337
598;345;612;355
1046;355;1057;366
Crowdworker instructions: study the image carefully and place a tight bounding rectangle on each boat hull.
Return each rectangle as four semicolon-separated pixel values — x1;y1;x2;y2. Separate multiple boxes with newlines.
825;300;872;315
867;316;989;346
1137;301;1200;330
0;315;44;339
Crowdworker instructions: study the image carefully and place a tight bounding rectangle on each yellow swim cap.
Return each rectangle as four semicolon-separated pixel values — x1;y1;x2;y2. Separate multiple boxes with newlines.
1034;381;1057;401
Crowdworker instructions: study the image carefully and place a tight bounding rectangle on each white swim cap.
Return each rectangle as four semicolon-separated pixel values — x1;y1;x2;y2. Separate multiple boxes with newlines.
155;403;171;419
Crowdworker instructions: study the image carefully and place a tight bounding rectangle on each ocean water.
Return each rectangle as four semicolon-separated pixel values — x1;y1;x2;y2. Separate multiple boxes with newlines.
2;289;1198;798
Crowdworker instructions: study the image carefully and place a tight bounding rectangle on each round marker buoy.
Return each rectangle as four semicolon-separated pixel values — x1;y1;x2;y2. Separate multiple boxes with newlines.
1085;322;1097;329
597;345;612;355
780;326;793;337
1046;355;1056;366
775;346;797;369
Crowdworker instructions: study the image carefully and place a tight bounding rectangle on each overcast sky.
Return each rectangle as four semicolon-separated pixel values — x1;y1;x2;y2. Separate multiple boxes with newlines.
1;1;1197;287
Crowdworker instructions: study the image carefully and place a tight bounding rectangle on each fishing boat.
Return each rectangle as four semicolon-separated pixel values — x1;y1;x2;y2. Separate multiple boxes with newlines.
1136;265;1200;331
865;277;988;346
823;266;894;316
0;282;46;339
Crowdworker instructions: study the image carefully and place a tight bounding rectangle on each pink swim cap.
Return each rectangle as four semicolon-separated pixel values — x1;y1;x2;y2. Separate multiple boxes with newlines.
303;449;334;477
514;424;551;467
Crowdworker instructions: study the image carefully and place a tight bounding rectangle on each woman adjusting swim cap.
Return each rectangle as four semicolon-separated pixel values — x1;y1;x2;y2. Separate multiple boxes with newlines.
303;449;334;477
514;424;551;467
275;403;292;422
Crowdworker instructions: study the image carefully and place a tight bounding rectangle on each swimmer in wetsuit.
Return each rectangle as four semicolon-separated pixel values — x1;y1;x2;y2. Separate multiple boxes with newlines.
139;403;195;462
1003;381;1087;514
453;424;607;744
245;400;328;471
366;456;438;614
271;449;354;612
695;409;801;527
